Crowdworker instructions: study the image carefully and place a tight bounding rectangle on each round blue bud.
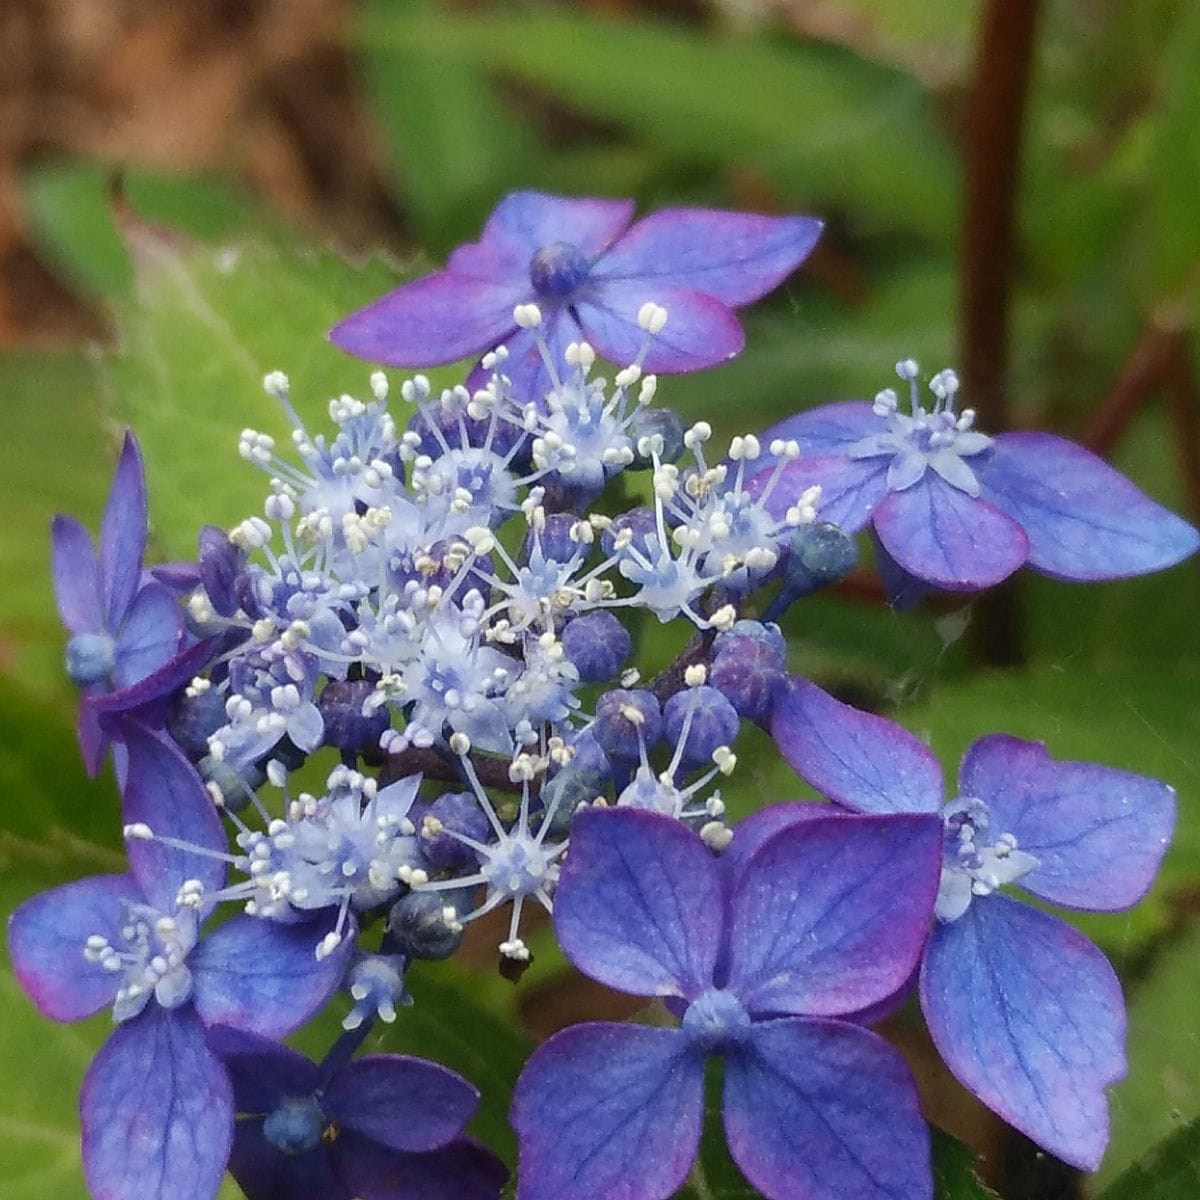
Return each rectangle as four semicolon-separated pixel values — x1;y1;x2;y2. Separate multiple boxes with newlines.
318;679;390;758
601;507;658;557
522;513;580;565
592;689;662;763
406;403;525;462
388;890;466;961
167;687;228;761
716;619;787;663
710;640;785;723
785;521;858;593
198;754;265;812
629;407;686;467
263;1097;326;1155
561;611;632;683
664;685;740;768
529;241;590;300
65;632;116;687
416;790;490;870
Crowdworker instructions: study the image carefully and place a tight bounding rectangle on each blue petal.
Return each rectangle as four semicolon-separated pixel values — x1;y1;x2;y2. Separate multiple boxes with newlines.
465;310;579;407
323;1055;477;1152
748;455;890;533
591;209;822;305
113;581;184;688
976;432;1200;580
920;895;1124;1170
721;803;829;889
206;1025;320;1114
51;515;101;635
191;913;352;1037
726;814;940;1018
873;473;1029;589
958;734;1175;911
81;1005;233;1200
511;1021;702;1200
553;807;722;1001
8;874;136;1020
332;1134;508;1200
871;530;936;609
100;432;149;630
724;1017;930;1200
228;1120;345;1200
770;677;943;815
121;721;227;909
756;401;885;457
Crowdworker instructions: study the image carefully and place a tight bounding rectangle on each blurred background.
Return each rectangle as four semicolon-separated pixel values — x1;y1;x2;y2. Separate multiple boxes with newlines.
1;1;1198;1198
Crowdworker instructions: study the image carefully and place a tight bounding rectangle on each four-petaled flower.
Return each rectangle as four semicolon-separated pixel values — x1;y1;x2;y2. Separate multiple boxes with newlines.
511;805;943;1200
750;360;1200;598
329;190;823;402
771;677;1176;1169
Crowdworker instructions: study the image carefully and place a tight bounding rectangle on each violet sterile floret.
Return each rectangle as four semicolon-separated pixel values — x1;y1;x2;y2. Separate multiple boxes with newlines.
770;677;1176;1169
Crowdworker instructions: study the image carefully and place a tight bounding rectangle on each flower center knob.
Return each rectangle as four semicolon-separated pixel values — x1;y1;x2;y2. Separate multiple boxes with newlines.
263;1097;328;1155
682;988;751;1051
530;242;590;301
66;632;117;686
935;796;1039;922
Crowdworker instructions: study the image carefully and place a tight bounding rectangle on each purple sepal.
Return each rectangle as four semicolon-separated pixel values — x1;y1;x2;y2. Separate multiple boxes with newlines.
198;524;245;617
724;1017;931;1200
191;912;353;1037
553;807;721;1001
81;1005;233;1200
959;735;1175;911
121;721;226;909
727;814;939;1018
335;1135;507;1200
511;1021;703;1200
100;431;149;630
721;802;830;889
113;581;185;688
752;455;889;534
921;895;1124;1170
151;560;203;591
770;678;942;815
51;514;102;634
977;432;1200;580
206;1024;320;1113
323;1055;478;1152
228;1122;345;1200
592;209;822;305
873;473;1029;589
8;874;138;1021
757;401;883;457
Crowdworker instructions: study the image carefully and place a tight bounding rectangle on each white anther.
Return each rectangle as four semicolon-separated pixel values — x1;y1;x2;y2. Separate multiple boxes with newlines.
637;302;669;334
449;732;472;756
514;303;543;329
615;365;642;389
710;604;737;632
701;821;734;852
685;664;708;687
124;823;154;841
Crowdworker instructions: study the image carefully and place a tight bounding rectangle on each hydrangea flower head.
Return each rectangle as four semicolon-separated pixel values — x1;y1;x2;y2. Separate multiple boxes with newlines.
329;190;823;401
511;805;943;1200
752;359;1200;596
771;677;1176;1168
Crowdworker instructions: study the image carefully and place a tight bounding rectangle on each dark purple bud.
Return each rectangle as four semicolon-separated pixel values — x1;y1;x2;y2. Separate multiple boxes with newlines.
592;689;662;763
318;680;390;758
785;521;858;594
664;685;741;768
522;512;581;565
561;611;632;683
711;640;785;723
406;399;525;461
529;241;591;300
167;686;228;761
629;407;686;467
416;790;490;869
388;890;467;960
602;507;658;557
198;524;245;618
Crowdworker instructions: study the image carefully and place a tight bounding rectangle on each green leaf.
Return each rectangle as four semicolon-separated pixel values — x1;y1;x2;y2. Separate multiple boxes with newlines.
360;8;959;241
931;1128;1000;1198
1100;1112;1200;1200
96;229;417;558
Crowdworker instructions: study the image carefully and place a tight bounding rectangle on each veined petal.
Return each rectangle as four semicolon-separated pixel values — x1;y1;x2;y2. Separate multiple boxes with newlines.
465;191;635;268
329;271;526;366
511;1021;702;1200
958;735;1175;911
82;1006;233;1200
51;514;101;635
873;473;1029;589
720;802;830;890
122;721;227;908
324;1055;477;1152
207;1025;321;1114
553;807;722;1001
976;432;1200;580
333;1136;508;1200
100;432;149;630
113;582;184;688
757;402;885;458
748;455;890;534
591;209;822;305
724;1017;930;1200
191;912;353;1037
726;814;940;1017
576;282;744;373
921;896;1124;1170
8;874;137;1020
770;677;943;815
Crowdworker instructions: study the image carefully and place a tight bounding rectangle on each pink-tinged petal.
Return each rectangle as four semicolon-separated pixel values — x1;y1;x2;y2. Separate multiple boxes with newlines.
51;514;101;634
870;530;936;609
113;582;184;688
511;1022;702;1200
756;401;884;457
722;802;830;889
748;454;889;533
207;1025;321;1114
592;209;822;305
122;722;226;908
726;814;940;1018
8;874;137;1020
977;432;1200;580
724;1017;931;1200
330;271;526;366
464;191;635;270
323;1055;477;1152
100;432;149;630
191;912;353;1037
82;1006;233;1200
958;735;1175;911
873;473;1029;589
227;1119;345;1200
576;282;744;373
771;677;943;815
553;807;721;1001
334;1136;508;1200
921;896;1124;1171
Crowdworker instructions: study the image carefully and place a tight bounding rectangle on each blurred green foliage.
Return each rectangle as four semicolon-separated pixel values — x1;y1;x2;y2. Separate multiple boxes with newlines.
3;0;1200;1197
